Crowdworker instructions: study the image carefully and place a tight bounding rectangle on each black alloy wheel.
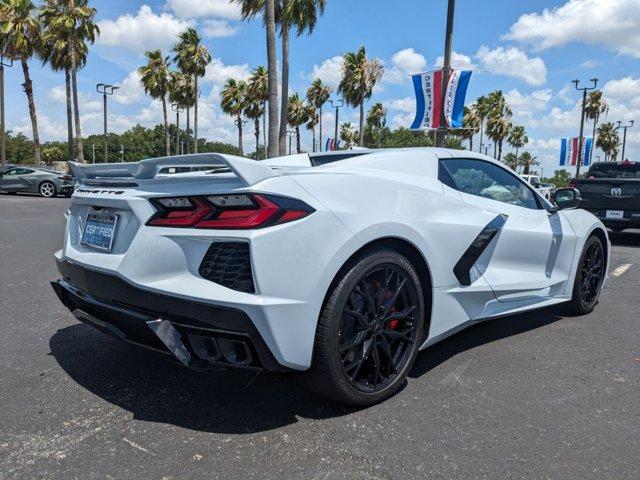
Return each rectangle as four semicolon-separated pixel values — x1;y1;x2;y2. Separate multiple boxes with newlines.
301;248;425;406
565;235;605;315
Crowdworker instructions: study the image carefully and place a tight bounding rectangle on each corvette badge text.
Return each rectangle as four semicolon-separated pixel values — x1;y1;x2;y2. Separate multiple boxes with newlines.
75;189;125;195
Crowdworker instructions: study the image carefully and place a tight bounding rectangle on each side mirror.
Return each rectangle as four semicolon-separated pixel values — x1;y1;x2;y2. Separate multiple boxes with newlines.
551;188;582;211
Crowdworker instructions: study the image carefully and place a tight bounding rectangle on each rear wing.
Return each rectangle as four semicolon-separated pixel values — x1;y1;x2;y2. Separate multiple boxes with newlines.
69;153;278;187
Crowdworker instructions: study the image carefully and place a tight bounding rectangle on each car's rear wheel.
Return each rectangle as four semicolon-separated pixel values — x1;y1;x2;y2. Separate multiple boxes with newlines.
39;181;57;198
564;235;605;315
301;248;425;406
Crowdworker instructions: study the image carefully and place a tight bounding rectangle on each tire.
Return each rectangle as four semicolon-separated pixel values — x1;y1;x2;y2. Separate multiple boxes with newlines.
39;181;57;198
300;248;425;406
564;235;605;315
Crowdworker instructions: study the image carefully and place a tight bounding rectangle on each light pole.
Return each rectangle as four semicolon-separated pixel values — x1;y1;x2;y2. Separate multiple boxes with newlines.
435;0;456;147
329;99;343;151
616;120;634;161
172;103;183;155
286;130;295;155
96;84;119;162
572;78;598;177
480;143;490;156
1;56;13;172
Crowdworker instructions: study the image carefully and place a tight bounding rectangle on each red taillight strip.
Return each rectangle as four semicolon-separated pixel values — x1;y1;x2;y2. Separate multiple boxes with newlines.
196;195;280;229
148;197;212;227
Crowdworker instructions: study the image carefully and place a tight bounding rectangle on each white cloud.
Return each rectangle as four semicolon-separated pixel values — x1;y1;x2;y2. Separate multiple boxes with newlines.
202;19;240;38
580;59;597;69
385;97;414;113
384;48;427;84
97;6;193;56
475;46;547;86
504;0;640;58
434;51;476;70
505;89;553;120
203;57;250;87
390;112;415;130
309;55;343;91
166;0;242;19
602;76;640;105
113;71;145;106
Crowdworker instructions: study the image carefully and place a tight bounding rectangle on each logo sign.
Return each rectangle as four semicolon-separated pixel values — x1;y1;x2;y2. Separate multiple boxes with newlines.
611;187;622;197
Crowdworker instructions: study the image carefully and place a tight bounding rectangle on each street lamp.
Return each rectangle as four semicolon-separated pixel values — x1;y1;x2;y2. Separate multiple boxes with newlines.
572;78;598;177
171;103;183;155
480;143;491;156
615;120;634;161
329;99;343;151
1;56;13;172
286;130;295;155
96;84;119;163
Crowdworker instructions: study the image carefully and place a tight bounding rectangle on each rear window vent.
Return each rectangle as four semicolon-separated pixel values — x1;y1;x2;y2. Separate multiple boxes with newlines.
198;242;255;293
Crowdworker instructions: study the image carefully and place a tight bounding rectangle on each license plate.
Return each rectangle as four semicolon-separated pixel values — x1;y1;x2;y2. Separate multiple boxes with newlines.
81;213;118;252
606;210;624;220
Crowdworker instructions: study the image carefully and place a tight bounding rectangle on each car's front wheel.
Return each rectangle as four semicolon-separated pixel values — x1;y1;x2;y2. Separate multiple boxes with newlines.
564;235;606;315
39;181;57;198
301;248;425;406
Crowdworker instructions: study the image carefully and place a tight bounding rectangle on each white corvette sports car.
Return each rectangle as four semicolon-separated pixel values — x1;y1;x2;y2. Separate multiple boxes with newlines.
51;148;609;405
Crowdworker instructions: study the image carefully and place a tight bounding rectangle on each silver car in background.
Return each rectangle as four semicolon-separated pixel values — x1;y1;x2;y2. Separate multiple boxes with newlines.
0;166;75;198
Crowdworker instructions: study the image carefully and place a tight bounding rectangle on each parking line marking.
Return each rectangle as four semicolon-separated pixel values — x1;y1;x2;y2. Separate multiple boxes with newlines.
611;264;633;278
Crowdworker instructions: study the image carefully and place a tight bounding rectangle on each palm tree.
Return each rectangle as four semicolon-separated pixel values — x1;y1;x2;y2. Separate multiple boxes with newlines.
503;152;518;171
287;93;309;154
173;27;211;153
138;50;171;156
585;90;608;161
519;151;539;174
305;105;318;152
247;65;268;156
221;78;248;156
474;95;491;153
596;122;620;161
234;0;326;157
0;0;42;164
338;46;384;146
507;125;528;160
306;78;330;151
485;90;512;162
39;0;98;163
461;106;480;151
244;95;264;159
168;71;191;155
181;76;196;154
366;102;386;148
340;122;358;149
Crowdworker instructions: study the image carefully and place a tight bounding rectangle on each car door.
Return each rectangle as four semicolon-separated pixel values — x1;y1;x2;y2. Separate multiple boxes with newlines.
0;168;33;192
440;158;577;303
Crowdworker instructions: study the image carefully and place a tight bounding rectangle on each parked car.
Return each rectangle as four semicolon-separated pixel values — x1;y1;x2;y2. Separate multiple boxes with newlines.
521;174;553;201
0;166;75;198
51;149;609;406
570;161;640;232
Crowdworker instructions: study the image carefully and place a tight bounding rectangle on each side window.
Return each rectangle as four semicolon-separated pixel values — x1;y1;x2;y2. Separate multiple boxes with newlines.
440;159;540;210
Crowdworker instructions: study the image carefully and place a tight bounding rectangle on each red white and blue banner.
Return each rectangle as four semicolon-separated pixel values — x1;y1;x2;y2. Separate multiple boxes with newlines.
410;69;472;131
560;137;593;166
325;138;341;151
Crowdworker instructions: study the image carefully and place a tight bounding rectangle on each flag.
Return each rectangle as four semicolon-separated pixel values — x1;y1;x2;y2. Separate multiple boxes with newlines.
325;138;340;151
410;69;472;130
560;137;593;166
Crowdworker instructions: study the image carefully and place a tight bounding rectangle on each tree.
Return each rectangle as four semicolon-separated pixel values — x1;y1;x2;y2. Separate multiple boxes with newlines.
485;90;512;162
173;27;211;153
221;78;248;156
507;125;528;160
519;151;538;174
548;169;572;188
234;0;326;157
244;94;264;159
474;95;491;153
306;78;330;151
247;66;268;156
305;105;318;152
0;0;42;165
460;106;480;151
585;90;608;160
595;122;620;161
138;50;171;156
338;46;384;147
503;152;519;171
366;102;386;148
287;93;309;154
339;122;358;149
39;0;99;163
41;145;63;164
168;71;191;155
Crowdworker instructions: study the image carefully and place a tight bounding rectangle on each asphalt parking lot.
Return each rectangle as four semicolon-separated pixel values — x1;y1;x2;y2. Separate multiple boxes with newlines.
1;194;639;480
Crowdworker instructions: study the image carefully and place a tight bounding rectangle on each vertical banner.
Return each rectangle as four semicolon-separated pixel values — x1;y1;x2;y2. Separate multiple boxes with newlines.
325;138;340;151
444;70;472;128
560;137;593;166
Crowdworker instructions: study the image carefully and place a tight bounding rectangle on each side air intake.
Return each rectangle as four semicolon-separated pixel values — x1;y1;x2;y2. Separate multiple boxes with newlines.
198;242;255;293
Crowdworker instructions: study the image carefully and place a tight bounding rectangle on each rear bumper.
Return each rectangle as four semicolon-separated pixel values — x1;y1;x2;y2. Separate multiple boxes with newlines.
585;208;640;229
52;259;289;372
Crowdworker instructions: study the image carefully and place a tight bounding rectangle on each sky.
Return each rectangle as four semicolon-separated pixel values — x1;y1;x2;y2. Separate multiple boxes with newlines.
4;0;640;176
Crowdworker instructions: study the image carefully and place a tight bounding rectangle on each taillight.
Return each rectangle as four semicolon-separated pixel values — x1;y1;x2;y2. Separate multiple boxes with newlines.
147;194;314;229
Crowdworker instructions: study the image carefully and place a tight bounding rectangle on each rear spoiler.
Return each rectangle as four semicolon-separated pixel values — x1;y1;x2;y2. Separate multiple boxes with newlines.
69;153;278;187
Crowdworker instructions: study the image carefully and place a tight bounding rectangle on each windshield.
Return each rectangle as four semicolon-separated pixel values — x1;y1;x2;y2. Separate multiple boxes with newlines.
587;163;640;179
